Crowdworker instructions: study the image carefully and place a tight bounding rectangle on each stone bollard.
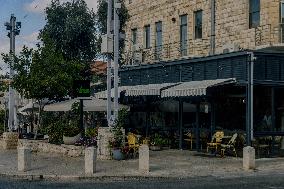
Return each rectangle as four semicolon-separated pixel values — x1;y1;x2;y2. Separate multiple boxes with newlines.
243;146;255;170
85;147;97;175
139;144;149;174
18;147;31;172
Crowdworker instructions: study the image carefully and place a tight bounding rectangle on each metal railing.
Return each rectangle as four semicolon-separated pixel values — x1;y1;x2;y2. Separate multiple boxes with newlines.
124;39;210;65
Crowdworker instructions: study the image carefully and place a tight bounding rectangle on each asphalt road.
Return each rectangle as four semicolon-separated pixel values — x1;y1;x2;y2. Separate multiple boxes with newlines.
0;174;284;189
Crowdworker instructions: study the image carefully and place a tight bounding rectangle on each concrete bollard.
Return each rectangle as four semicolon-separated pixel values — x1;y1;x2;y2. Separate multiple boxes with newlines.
85;147;97;175
139;144;149;174
18;147;31;172
243;146;255;170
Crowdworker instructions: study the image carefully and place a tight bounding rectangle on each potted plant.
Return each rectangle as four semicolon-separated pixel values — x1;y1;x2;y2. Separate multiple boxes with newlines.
63;119;81;145
109;108;128;160
150;133;164;151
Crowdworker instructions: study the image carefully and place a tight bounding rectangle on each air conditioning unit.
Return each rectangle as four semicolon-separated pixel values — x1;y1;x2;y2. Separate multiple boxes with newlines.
222;43;240;53
132;51;142;65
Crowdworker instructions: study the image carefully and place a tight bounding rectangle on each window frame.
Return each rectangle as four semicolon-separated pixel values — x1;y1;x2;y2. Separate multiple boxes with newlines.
144;25;151;49
194;10;203;39
249;0;260;29
180;14;188;56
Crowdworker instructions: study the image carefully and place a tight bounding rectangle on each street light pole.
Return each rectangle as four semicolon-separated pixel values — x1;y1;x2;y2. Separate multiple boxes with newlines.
4;14;21;132
113;0;120;120
106;0;113;125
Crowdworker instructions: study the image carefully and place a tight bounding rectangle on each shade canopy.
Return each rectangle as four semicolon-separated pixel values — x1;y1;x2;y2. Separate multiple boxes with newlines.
161;78;236;97
124;83;179;96
43;98;129;112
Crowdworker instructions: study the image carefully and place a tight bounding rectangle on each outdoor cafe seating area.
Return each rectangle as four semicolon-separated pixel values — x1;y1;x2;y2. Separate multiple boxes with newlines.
123;127;284;158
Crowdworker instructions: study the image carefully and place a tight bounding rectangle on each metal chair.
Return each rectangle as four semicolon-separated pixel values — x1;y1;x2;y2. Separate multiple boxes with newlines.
207;131;224;154
126;133;140;157
220;133;238;157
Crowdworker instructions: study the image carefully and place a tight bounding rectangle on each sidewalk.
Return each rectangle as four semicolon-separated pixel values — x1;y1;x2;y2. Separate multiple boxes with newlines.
0;149;284;180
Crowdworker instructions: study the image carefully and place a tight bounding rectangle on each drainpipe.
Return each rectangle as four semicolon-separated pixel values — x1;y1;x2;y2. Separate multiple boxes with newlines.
210;0;216;55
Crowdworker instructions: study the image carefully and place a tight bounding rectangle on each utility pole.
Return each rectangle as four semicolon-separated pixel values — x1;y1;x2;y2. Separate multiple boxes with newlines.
113;0;121;120
106;0;113;125
4;14;21;132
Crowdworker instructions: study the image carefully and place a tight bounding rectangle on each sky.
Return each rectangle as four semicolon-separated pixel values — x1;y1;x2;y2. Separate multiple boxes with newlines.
0;0;98;75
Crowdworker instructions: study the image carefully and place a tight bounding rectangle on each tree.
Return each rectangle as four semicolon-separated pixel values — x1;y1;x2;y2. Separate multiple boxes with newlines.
40;0;97;63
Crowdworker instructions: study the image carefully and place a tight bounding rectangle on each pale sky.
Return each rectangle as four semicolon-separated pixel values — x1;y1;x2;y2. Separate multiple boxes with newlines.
0;0;98;75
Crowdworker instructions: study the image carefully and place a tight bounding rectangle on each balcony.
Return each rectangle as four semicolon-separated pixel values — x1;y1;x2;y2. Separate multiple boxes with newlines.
123;39;210;65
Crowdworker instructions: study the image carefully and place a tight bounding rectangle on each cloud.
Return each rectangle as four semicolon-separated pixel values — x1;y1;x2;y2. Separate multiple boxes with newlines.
24;0;52;14
24;0;99;14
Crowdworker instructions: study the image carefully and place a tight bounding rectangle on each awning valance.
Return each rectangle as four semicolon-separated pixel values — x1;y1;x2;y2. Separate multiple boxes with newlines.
125;83;179;96
161;78;236;98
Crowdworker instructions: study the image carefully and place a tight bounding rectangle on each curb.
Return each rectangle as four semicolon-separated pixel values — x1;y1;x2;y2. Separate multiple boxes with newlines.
0;173;179;181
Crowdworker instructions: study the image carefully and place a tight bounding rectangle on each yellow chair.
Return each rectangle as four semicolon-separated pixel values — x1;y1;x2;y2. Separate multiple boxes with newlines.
184;132;194;150
207;131;224;154
220;133;238;157
126;133;140;156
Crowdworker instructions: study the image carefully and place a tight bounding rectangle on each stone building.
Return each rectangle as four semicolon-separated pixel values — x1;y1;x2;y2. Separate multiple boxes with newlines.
123;0;284;65
97;0;284;154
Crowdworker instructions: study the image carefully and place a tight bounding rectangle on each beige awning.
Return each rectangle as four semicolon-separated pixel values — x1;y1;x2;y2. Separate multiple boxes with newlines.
161;78;236;98
43;97;129;112
125;83;179;96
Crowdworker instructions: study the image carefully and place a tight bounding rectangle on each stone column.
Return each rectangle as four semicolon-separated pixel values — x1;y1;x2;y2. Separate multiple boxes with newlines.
3;132;18;149
18;147;31;172
139;144;149;174
85;147;97;175
243;146;255;170
97;127;113;160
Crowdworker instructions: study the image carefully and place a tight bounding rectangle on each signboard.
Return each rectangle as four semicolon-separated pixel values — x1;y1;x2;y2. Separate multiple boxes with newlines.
73;80;90;97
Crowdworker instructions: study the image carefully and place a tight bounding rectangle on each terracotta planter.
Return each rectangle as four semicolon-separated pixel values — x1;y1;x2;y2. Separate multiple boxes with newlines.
63;133;81;145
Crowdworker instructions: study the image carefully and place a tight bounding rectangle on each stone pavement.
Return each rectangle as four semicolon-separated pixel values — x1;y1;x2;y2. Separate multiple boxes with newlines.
0;149;284;180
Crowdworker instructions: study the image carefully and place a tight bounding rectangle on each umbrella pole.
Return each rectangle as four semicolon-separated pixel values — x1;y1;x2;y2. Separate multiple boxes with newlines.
80;99;84;138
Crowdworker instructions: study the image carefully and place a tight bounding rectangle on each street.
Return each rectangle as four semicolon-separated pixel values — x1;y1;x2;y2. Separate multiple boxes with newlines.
0;174;284;189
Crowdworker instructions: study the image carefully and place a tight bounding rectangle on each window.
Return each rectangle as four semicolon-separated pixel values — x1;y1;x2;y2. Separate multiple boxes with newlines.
249;0;260;28
180;15;188;56
281;1;284;23
131;28;137;50
155;21;163;59
144;25;151;49
194;10;203;39
281;2;284;42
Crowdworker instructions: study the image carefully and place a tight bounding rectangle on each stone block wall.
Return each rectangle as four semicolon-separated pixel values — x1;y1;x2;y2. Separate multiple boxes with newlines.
123;0;282;65
2;132;18;150
18;139;85;157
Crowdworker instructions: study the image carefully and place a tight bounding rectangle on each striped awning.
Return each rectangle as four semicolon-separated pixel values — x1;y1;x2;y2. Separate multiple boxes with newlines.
125;83;179;96
161;78;236;98
94;86;128;99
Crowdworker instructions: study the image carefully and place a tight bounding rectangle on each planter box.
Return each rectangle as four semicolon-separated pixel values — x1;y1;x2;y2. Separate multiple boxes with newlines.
63;133;81;145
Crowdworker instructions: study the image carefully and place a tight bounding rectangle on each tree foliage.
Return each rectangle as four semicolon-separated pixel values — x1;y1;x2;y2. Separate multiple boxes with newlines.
40;0;97;62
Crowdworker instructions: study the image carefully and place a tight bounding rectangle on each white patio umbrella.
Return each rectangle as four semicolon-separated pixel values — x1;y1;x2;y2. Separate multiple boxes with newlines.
43;97;129;112
18;101;40;115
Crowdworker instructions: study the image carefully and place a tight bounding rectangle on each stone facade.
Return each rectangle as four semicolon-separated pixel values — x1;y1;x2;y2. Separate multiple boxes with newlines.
123;0;282;65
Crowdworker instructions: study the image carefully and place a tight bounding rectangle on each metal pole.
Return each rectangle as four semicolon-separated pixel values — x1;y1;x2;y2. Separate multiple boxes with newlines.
113;0;120;120
106;0;112;125
178;99;183;150
80;99;84;137
196;102;200;152
247;52;254;146
210;0;216;55
8;15;16;132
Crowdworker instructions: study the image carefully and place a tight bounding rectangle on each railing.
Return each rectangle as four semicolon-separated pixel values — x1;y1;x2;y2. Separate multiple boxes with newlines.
124;39;210;65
